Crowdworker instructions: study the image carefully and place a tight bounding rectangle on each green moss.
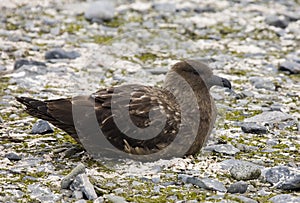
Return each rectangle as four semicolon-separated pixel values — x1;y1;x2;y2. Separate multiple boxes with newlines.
65;23;83;34
6;22;18;30
103;17;124;28
272;143;289;149
230;69;248;76
93;35;113;44
135;52;158;62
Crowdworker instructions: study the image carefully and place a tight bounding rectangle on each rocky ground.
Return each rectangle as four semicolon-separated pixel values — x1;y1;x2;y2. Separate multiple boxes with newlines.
0;0;300;202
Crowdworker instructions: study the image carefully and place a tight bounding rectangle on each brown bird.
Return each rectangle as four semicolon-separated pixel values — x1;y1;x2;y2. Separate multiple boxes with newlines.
16;60;231;161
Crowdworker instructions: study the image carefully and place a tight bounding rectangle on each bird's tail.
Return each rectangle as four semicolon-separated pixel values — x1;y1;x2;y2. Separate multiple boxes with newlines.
16;97;54;121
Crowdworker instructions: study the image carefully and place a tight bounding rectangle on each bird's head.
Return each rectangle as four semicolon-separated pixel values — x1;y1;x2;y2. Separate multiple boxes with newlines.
167;60;232;90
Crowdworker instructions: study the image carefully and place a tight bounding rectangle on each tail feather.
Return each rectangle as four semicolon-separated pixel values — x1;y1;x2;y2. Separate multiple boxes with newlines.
16;97;79;141
16;97;54;121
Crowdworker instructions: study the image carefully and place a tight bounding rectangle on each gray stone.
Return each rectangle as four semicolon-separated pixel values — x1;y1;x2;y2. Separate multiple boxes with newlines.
244;111;293;124
0;65;7;71
270;104;284;111
249;77;275;90
94;196;105;203
31;119;54;134
265;15;289;29
73;190;84;199
61;163;86;189
71;174;97;200
269;194;300;203
230;162;261;181
186;177;227;192
236;144;259;152
0;116;3;123
105;194;128;203
241;122;267;134
279;61;300;74
85;1;115;22
74;199;86;203
28;183;61;202
204;144;240;155
233;196;258;203
5;152;21;161
153;3;176;13
45;49;81;60
14;59;46;70
265;166;300;190
227;181;248;194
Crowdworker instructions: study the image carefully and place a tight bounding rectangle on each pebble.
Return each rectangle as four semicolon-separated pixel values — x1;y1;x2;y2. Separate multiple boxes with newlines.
70;174;97;200
104;194;128;203
265;15;289;29
45;49;81;60
227;181;248;194
14;59;46;70
204;144;240;155
153;3;176;13
0;65;7;71
241;122;267;134
94;196;105;203
74;200;86;203
84;0;115;22
186;177;227;192
249;77;275;90
244;111;293;124
233;196;258;203
31;119;54;134
28;183;61;202
230;162;261;181
279;61;300;74
61;163;86;189
265;166;300;190
5;152;21;161
269;194;300;203
0;116;3;123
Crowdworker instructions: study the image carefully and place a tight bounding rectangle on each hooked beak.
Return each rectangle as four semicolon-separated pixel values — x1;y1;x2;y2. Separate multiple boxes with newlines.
221;78;232;89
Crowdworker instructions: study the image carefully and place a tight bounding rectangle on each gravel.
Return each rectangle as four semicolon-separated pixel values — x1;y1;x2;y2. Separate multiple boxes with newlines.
0;0;299;202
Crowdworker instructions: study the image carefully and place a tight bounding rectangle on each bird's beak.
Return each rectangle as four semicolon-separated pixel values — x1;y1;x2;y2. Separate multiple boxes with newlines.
221;78;232;89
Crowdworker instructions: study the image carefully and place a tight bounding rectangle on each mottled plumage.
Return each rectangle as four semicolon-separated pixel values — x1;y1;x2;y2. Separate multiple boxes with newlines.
16;60;231;159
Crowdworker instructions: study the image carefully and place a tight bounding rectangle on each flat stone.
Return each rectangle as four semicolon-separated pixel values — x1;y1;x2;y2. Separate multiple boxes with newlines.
186;177;227;192
230;162;261;181
45;49;81;60
227;181;248;194
233;196;258;203
279;61;300;74
28;183;61;202
70;174;97;200
241;122;267;134
204;144;240;155
31;120;54;134
84;0;115;22
74;200;86;203
105;194;128;203
14;59;46;70
153;3;176;13
0;115;3;123
265;166;300;190
5;152;21;161
269;194;300;203
244;111;293;124
265;15;289;29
